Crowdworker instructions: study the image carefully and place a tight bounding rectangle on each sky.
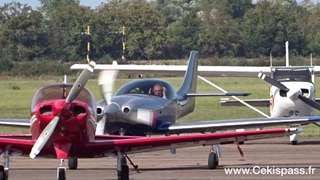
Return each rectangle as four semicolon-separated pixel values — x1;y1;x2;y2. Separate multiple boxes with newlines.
0;0;105;9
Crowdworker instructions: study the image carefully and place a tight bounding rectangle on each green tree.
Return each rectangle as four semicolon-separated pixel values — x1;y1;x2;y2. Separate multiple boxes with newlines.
0;2;47;62
39;0;80;16
195;0;248;57
200;0;252;19
298;3;320;55
167;11;201;58
242;0;307;57
46;4;93;61
90;0;127;61
123;1;167;59
152;0;200;25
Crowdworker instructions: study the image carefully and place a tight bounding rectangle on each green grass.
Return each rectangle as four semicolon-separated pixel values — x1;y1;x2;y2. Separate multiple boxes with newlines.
0;76;319;136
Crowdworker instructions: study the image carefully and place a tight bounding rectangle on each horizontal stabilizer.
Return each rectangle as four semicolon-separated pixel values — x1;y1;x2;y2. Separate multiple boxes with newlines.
0;119;30;127
187;92;250;97
220;98;269;107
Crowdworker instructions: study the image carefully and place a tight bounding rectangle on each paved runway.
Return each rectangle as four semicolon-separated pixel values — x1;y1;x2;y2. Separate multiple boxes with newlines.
6;137;320;180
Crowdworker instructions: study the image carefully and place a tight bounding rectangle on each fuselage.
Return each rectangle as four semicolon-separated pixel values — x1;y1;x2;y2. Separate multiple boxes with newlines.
30;84;97;157
270;67;315;118
270;81;315;117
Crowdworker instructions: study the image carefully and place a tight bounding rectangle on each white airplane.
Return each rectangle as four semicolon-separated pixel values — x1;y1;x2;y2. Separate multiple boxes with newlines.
218;42;320;144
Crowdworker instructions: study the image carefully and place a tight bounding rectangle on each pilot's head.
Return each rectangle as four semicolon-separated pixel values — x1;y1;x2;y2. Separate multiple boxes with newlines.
152;84;163;97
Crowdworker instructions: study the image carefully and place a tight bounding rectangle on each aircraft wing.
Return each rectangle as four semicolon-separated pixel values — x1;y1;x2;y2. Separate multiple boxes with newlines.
71;64;272;77
157;116;320;134
0;134;34;154
0;118;30;127
83;128;298;155
0;128;299;157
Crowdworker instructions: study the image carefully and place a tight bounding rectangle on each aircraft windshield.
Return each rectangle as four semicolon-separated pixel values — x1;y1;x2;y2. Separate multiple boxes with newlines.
115;79;176;100
31;84;96;111
273;67;312;82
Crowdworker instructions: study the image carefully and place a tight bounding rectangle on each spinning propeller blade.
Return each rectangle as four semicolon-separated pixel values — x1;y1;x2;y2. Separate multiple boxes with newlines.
29;61;95;159
99;69;118;105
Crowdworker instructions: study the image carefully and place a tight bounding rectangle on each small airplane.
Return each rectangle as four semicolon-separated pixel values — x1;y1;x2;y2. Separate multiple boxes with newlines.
219;42;320;144
220;42;320;115
0;60;303;180
94;51;252;136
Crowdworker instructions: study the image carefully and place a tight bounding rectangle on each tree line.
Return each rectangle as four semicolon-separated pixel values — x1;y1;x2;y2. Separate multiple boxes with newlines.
0;0;320;73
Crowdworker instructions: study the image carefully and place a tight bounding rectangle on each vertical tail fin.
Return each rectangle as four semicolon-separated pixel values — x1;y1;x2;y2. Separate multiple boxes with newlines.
176;51;199;118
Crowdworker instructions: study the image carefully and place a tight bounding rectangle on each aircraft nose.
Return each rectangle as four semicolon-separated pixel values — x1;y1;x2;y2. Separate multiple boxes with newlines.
104;102;121;114
287;88;301;101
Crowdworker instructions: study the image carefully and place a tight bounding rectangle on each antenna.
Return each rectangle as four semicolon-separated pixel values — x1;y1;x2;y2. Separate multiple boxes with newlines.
63;74;67;84
285;41;289;67
270;53;273;67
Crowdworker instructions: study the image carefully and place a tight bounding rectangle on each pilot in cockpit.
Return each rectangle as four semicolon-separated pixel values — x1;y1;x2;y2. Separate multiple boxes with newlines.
151;83;167;99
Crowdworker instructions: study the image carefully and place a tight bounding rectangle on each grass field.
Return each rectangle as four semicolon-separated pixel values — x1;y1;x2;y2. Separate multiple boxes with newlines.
0;75;319;136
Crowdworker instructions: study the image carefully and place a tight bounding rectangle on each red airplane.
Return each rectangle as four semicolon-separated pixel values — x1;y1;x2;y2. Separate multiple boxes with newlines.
0;61;299;180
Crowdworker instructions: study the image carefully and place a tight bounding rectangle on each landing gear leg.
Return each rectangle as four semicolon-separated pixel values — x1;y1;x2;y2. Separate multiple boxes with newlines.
57;159;66;180
117;151;129;180
124;152;139;173
68;157;78;170
0;149;10;180
290;133;299;145
208;145;219;169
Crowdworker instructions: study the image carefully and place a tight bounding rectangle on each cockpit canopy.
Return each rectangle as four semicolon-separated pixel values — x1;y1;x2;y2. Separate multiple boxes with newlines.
115;79;176;100
31;84;96;111
273;67;313;83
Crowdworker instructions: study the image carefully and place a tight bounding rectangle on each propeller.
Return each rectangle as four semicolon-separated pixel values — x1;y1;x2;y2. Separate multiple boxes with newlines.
258;73;289;92
98;69;118;105
29;61;96;159
95;66;118;135
258;72;320;111
298;95;320;110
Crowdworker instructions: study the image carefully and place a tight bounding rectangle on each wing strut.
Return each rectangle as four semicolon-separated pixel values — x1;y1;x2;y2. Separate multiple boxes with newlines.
197;75;270;118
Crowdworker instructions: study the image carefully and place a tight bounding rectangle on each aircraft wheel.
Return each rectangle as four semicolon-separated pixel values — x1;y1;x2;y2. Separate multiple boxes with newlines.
118;165;129;180
121;156;127;164
58;168;66;180
208;152;219;169
68;157;78;170
291;141;298;145
0;165;8;180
